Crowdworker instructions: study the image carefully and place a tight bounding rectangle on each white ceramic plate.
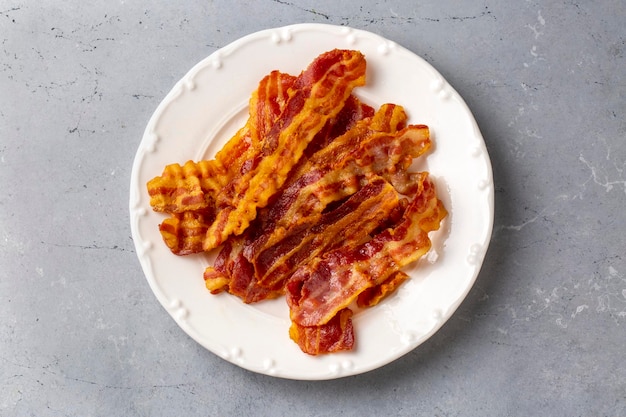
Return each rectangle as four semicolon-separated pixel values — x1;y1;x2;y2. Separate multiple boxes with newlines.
129;23;493;380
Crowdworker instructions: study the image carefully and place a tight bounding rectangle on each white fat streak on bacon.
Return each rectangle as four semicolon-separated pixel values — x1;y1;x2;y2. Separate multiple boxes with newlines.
242;108;430;283
286;173;446;327
147;71;296;215
251;177;401;290
242;104;407;257
203;49;367;250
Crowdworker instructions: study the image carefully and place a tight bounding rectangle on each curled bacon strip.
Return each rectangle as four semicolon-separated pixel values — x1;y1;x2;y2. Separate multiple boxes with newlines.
204;49;367;250
243;104;428;270
286;173;447;327
288;308;355;355
147;71;296;215
204;177;401;302
252;177;401;291
147;71;296;254
204;236;283;304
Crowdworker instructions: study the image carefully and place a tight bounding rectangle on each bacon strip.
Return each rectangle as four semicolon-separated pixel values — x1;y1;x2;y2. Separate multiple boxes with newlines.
242;104;406;254
242;106;430;280
250;177;401;290
354;123;431;196
204;177;400;302
203;236;283;303
286;173;447;327
201;97;382;300
147;160;222;214
214;71;299;206
147;71;297;255
147;71;296;215
288;308;354;355
356;270;410;308
303;94;375;158
147;74;372;218
158;210;213;255
204;49;367;250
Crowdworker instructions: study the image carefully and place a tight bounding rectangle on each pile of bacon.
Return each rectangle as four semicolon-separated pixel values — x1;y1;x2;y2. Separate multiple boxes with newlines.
146;49;447;355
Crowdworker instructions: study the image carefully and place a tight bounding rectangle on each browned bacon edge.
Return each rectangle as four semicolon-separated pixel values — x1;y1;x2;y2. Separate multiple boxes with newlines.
241;104;409;261
203;177;400;302
148;71;297;255
203;236;283;304
147;71;296;215
356;270;410;308
242;111;430;289
288;308;354;355
203;49;367;250
158;210;213;256
249;177;401;291
286;173;447;327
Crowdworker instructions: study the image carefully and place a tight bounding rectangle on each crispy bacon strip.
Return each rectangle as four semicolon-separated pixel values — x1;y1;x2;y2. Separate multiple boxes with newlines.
147;160;223;214
289;308;354;355
242;105;430;280
147;71;296;253
288;103;409;185
203;236;283;303
205;178;400;301
243;104;408;253
201;97;383;299
354;123;431;196
356;270;410;308
204;49;367;250
303;94;375;158
147;71;296;214
251;178;401;291
286;173;447;327
158;210;213;255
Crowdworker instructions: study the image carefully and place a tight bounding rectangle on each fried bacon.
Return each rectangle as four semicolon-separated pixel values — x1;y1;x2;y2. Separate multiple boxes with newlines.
204;236;283;303
286;173;447;327
259;178;400;288
356;270;410;308
158;210;213;256
147;71;296;215
204;178;400;301
147;70;296;254
289;308;354;354
243;104;428;266
147;49;448;356
204;49;367;250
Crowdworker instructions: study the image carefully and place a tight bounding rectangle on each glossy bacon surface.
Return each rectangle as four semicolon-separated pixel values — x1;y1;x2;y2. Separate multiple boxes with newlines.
204;49;367;250
241;106;430;286
201;96;381;303
203;236;283;304
289;308;354;355
147;71;296;215
242;104;415;253
204;177;400;303
286;173;447;327
249;177;401;290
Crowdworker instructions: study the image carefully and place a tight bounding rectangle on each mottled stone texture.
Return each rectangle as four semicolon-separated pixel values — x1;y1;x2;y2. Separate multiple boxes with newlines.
1;1;625;416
